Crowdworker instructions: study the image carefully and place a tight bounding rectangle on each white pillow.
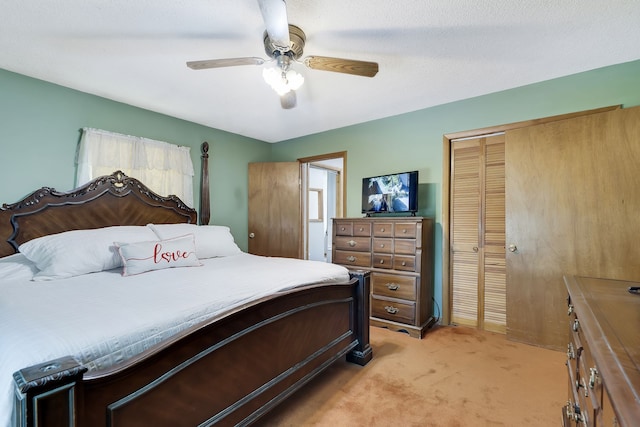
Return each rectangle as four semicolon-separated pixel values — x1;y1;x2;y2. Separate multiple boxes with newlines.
147;223;242;258
19;226;157;281
0;253;39;281
116;234;201;276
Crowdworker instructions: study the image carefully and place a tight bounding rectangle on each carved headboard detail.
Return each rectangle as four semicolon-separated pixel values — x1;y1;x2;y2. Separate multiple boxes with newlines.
0;170;197;257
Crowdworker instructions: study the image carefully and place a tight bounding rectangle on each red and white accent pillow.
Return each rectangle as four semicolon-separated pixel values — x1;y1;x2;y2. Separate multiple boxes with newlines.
116;234;201;276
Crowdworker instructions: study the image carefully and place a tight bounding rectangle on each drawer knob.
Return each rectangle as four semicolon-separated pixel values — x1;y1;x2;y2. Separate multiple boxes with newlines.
387;283;399;291
566;343;575;360
380;228;385;232
380;243;385;248
379;259;385;264
340;227;346;231
565;401;585;423
348;240;356;247
401;261;407;266
572;319;580;332
347;256;356;262
567;304;574;316
402;229;407;234
384;305;399;314
589;367;598;389
359;227;364;232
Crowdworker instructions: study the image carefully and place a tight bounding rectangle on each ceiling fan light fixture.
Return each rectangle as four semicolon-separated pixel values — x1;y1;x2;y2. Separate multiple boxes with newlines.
262;54;304;96
262;67;304;95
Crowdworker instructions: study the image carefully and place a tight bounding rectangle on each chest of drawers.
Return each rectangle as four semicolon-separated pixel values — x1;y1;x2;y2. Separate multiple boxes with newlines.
563;276;640;427
332;217;435;338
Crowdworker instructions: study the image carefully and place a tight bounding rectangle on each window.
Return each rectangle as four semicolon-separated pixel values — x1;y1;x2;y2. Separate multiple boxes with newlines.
76;128;194;206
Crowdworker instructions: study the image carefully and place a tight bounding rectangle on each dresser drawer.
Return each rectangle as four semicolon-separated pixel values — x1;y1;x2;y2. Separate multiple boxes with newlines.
372;254;393;269
372;237;393;253
334;250;371;267
371;295;416;324
394;222;418;238
372;273;417;300
352;222;372;236
372;222;393;237
393;255;416;272
335;236;371;252
334;222;353;236
394;239;417;255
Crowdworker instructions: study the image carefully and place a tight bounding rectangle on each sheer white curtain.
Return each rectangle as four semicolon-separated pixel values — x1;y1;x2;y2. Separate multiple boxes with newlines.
76;128;195;207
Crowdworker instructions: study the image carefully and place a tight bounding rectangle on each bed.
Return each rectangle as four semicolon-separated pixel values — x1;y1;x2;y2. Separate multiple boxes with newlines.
0;162;371;427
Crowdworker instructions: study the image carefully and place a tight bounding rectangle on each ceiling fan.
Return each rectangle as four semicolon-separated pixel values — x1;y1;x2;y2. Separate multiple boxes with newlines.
186;0;379;109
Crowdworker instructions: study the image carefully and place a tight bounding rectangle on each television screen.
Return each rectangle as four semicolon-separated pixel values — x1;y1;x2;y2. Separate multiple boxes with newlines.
361;170;418;215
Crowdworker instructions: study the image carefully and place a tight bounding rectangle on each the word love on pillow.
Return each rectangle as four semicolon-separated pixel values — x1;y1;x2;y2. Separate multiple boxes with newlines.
116;234;201;276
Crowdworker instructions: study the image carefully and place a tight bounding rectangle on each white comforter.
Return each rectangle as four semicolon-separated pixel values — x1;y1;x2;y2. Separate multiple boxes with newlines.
0;253;349;427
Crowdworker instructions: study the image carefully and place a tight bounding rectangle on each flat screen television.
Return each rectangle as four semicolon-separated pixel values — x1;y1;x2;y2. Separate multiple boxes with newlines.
361;170;418;215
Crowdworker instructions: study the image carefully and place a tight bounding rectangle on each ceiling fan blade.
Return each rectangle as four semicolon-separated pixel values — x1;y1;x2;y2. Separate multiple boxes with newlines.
280;90;297;109
303;56;379;78
186;57;265;70
257;0;290;51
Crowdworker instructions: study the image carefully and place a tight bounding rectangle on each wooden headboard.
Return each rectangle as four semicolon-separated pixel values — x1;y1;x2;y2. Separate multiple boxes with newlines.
0;170;197;257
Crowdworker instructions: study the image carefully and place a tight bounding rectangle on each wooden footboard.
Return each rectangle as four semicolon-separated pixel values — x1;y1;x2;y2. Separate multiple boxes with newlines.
13;271;371;427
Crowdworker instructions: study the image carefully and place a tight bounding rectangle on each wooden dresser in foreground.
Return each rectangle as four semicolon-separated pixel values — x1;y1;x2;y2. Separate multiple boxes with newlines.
332;217;435;338
563;276;640;426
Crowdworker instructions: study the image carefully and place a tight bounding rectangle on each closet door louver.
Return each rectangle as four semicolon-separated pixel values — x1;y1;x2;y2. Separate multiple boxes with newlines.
482;136;506;333
451;140;481;327
450;134;506;332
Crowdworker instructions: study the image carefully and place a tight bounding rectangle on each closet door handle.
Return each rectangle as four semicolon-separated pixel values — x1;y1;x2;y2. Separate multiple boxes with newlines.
508;244;518;252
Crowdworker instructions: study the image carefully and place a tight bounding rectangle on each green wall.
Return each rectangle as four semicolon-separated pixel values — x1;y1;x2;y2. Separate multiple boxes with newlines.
271;59;640;317
2;60;640;315
0;69;271;250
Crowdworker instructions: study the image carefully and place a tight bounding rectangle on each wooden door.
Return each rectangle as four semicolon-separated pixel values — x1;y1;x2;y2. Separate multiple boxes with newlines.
450;134;506;332
505;106;640;349
248;162;302;258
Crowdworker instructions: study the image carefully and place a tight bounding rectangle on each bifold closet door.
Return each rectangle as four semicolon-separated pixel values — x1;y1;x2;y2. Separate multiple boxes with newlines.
450;134;506;332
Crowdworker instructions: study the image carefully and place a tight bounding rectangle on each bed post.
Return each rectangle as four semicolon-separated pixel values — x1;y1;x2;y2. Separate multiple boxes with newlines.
346;269;373;366
13;356;87;427
199;141;210;225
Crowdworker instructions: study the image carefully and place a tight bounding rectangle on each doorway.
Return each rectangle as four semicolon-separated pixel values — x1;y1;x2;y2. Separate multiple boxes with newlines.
298;152;346;262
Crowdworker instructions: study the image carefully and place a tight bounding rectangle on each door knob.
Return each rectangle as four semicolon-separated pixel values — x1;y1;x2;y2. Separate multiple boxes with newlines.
508;244;517;252
249;232;255;239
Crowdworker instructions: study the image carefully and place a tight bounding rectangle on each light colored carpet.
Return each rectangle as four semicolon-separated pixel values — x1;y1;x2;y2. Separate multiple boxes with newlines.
257;325;565;426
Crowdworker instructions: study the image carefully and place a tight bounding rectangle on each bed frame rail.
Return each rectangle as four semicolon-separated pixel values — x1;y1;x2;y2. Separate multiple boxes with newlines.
13;272;371;427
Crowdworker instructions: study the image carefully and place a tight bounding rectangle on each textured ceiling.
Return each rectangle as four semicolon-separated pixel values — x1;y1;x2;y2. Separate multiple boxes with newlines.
2;1;639;142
